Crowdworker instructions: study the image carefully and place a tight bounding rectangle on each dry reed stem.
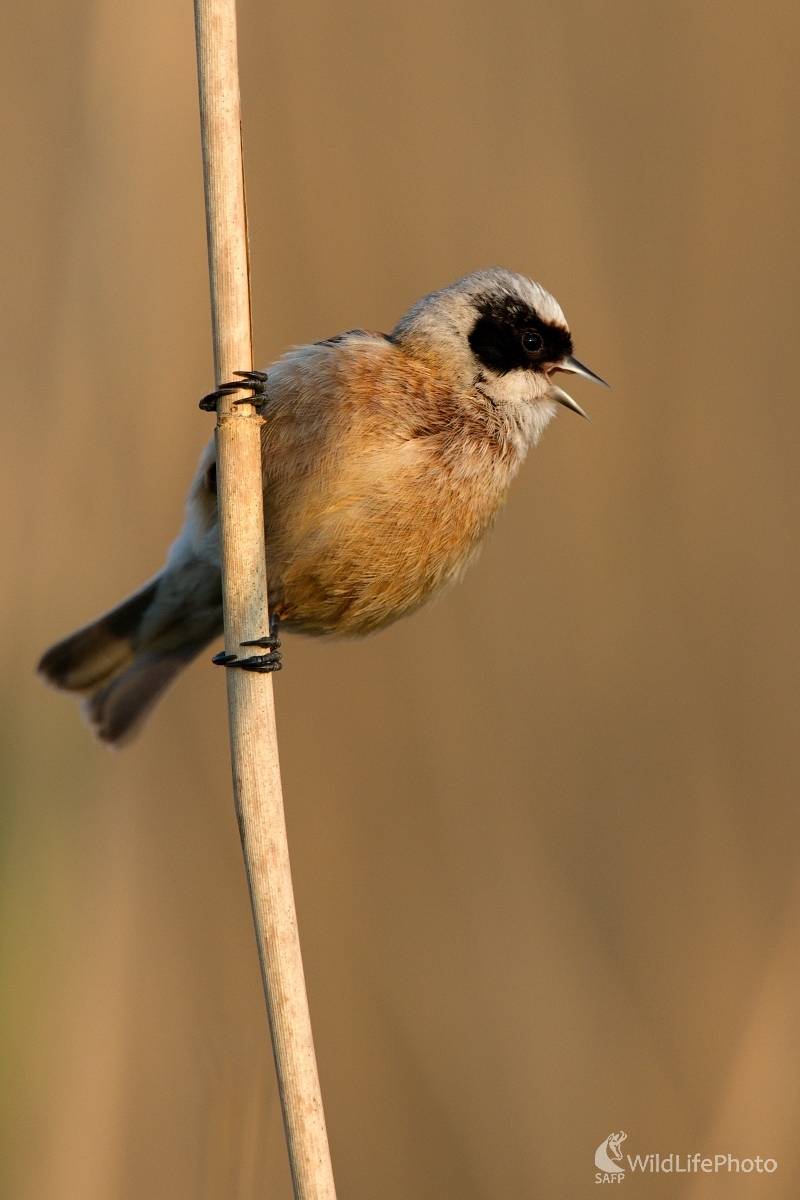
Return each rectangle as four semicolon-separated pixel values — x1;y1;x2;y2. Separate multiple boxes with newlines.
193;2;337;1195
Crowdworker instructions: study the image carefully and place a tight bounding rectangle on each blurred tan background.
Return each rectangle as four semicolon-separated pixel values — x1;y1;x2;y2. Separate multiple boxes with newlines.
2;0;800;1196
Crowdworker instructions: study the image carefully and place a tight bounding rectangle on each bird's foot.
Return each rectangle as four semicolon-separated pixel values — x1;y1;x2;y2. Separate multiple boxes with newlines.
199;370;269;412
212;649;281;673
211;613;282;672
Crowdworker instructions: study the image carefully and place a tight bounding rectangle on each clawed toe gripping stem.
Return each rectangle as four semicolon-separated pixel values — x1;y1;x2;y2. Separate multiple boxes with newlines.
212;615;282;674
199;370;269;412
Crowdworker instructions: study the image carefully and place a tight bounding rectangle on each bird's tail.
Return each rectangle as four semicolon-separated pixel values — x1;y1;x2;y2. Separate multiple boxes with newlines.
38;563;223;748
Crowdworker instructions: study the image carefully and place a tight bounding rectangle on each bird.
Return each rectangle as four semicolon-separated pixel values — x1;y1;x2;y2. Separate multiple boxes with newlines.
38;268;607;747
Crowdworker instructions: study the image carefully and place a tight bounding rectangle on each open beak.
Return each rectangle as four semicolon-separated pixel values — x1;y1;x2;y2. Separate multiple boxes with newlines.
547;355;609;420
557;355;609;388
548;383;589;419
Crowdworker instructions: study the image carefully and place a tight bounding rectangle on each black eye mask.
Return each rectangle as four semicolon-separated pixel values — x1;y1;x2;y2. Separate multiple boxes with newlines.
468;294;572;375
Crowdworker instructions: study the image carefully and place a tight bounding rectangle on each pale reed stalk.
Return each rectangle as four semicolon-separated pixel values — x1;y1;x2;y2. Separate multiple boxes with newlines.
193;3;337;1195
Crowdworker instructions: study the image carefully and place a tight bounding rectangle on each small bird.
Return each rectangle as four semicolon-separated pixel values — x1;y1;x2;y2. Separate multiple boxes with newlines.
39;268;606;746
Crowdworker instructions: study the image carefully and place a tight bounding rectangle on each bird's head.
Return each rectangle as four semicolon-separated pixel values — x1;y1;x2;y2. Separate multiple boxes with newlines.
392;268;607;438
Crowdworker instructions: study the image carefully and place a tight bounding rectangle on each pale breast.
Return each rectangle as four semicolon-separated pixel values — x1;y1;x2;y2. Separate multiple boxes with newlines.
259;336;527;636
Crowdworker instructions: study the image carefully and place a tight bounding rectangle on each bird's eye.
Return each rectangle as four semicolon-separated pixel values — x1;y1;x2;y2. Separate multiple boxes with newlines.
521;329;543;354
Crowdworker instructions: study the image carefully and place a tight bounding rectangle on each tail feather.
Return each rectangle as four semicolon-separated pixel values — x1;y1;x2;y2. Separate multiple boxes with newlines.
38;567;223;747
38;580;159;694
81;646;202;747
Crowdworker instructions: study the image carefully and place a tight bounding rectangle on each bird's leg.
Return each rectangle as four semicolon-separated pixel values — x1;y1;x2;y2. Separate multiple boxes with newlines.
199;370;270;412
241;610;282;652
212;612;282;673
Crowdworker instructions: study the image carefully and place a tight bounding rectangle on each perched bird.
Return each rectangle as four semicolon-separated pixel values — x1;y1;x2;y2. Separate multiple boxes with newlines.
38;268;606;746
